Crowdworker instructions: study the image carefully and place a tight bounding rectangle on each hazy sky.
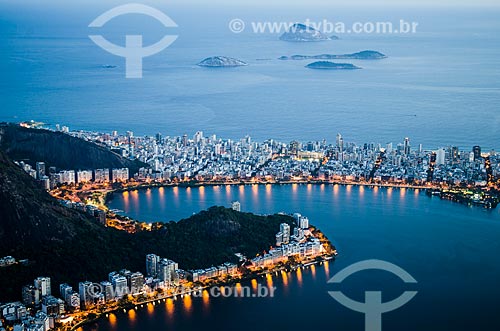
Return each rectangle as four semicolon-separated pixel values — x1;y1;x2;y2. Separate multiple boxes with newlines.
0;0;498;7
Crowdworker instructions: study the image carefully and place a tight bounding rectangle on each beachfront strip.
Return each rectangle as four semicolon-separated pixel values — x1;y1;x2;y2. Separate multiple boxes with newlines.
0;214;334;331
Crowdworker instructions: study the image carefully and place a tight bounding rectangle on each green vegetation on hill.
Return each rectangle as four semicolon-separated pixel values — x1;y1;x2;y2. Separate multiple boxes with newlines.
0;149;294;302
0;123;147;174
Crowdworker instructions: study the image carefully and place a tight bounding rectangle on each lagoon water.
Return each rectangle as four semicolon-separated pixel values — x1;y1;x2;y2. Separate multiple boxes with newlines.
101;184;500;330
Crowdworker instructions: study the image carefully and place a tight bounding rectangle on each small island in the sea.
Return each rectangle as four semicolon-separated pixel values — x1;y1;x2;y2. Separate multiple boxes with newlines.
279;23;335;42
198;56;248;67
306;61;362;70
279;50;387;60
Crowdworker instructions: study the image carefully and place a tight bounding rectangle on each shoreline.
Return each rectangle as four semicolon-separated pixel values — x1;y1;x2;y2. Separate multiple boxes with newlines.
104;180;431;204
70;253;335;331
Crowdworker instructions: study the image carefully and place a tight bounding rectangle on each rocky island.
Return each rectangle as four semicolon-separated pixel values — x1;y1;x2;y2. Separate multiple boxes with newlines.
306;61;361;70
279;23;334;42
197;56;248;67
279;50;387;60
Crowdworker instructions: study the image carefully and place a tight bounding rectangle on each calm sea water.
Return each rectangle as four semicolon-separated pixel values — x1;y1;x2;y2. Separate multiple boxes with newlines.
1;4;500;150
102;184;500;330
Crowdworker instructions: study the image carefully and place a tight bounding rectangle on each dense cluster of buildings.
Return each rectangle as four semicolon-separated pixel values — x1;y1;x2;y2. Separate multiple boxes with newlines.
60;128;498;187
15;161;129;190
0;253;237;331
0;277;65;331
0;207;329;331
12;124;499;190
250;213;323;268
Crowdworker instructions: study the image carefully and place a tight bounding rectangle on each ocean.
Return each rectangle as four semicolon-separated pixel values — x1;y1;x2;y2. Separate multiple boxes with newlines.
1;4;499;150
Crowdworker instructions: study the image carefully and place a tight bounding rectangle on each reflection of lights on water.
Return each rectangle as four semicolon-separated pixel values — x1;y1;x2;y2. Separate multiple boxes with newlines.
122;191;129;209
281;271;288;287
311;264;316;279
292;183;298;193
166;298;174;317
202;290;210;309
128;309;136;323
235;283;242;296
131;190;139;207
324;261;330;279
147;303;154;315
333;184;339;196
108;313;117;326
296;267;303;286
251;279;258;291
266;273;273;288
183;295;192;314
252;184;258;199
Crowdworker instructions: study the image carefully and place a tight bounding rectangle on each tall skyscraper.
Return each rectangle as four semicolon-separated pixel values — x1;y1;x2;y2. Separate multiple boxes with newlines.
280;223;291;245
146;254;160;278
34;277;51;297
404;137;411;155
473;146;481;160
436;148;446;165
386;142;393;154
100;281;114;302
155;132;162;144
111;276;128;299
59;284;73;302
128;272;145;295
451;146;459;162
336;133;342;149
78;281;94;309
36;162;45;180
22;285;40;306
